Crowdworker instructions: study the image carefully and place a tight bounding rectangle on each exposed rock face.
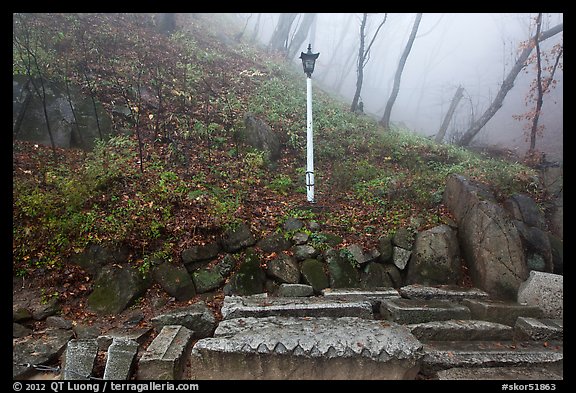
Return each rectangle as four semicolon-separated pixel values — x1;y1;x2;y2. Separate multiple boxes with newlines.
443;174;528;300
13;75;112;150
406;225;461;286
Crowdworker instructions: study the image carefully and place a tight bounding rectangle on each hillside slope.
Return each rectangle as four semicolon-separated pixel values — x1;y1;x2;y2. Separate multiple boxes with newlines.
12;13;546;324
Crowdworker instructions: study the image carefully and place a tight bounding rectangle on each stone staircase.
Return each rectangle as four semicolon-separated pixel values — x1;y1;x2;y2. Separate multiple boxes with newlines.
189;285;563;380
45;284;562;381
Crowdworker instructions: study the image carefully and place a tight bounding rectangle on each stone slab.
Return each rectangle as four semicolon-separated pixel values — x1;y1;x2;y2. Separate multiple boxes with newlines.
517;271;563;319
380;298;471;324
407;320;513;341
436;366;562;380
221;294;373;320
150;302;216;338
103;338;139;380
321;287;400;312
276;284;314;297
61;339;99;380
13;328;73;379
462;299;543;326
191;316;423;380
136;325;193;380
399;284;490;301
514;317;563;341
97;327;152;351
421;340;563;374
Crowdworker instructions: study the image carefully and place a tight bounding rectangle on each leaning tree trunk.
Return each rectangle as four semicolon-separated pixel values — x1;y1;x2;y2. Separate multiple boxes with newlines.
456;22;563;147
528;13;543;153
287;13;316;60
268;13;298;54
380;13;422;129
435;85;464;143
351;14;367;112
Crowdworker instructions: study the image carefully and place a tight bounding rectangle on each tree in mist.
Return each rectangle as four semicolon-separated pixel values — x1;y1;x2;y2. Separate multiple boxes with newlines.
456;19;563;147
287;13;317;60
268;13;298;55
380;13;422;129
513;13;563;160
435;85;464;143
350;13;387;113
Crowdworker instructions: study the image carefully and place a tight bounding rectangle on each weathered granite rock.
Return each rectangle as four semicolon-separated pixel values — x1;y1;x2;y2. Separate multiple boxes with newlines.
181;242;220;270
504;193;547;230
266;254;300;283
380;298;471;324
103;338;139;380
86;265;151;315
407;320;513;341
392;228;415;250
292;245;319;260
13;328;73;379
421;341;563;375
220;294;373;320
325;249;360;288
399;284;490;301
462;299;543;327
69;243;130;275
240;113;281;163
514;317;563;341
361;262;395;288
300;259;329;294
392;247;411;270
152;262;196;301
46;316;73;330
220;223;256;253
346;243;371;266
283;217;304;231
406;225;461;285
13;323;32;338
517;271;563;319
190;316;424;380
137;325;193;380
257;233;292;253
61;339;99;380
514;221;554;273
436;366;562;380
97;327;152;351
276;283;314;297
443;174;529;300
192;268;225;293
150;303;216;338
228;249;266;295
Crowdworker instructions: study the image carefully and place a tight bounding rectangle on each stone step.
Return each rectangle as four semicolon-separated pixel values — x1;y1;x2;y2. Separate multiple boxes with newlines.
462;299;543;326
221;294;373;320
380;298;471;324
399;284;490;301
407;320;513;341
61;339;99;380
136;325;193;380
190;316;423;380
421;340;563;376
436;366;563;380
103;338;139;380
514;317;563;341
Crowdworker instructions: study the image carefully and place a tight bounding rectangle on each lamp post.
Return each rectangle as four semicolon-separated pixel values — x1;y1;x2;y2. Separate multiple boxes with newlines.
299;44;319;203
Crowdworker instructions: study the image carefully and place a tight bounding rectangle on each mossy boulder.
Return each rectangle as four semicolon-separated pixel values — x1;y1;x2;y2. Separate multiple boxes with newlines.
300;259;329;294
228;249;265;295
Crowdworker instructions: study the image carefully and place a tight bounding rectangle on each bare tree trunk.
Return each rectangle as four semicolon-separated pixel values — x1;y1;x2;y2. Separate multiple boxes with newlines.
380;13;422;129
351;13;388;112
528;13;543;153
287;13;316;60
435;85;464;143
456;22;563;147
268;13;298;54
351;14;367;112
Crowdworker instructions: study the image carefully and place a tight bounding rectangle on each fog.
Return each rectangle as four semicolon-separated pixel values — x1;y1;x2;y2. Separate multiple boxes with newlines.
242;13;563;163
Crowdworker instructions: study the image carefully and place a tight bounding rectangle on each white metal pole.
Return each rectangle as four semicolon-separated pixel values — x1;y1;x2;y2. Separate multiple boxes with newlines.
306;76;315;203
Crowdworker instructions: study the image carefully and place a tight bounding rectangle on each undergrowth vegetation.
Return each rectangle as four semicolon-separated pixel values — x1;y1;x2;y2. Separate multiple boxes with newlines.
13;13;545;279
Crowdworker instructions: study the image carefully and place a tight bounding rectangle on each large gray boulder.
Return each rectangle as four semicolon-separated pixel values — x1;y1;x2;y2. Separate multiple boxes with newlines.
220;223;256;253
517;271;563;319
152;262;196;301
227;249;266;295
86;265;151;315
266;254;300;284
13;75;112;150
238;113;281;163
443;174;528;300
406;225;461;285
